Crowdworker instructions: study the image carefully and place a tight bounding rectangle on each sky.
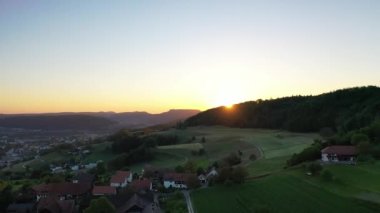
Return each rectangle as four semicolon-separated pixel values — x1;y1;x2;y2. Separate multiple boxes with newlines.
1;0;379;114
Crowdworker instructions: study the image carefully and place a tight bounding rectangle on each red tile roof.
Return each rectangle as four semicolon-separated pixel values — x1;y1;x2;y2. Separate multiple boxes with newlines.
321;146;358;155
110;171;131;184
130;179;151;192
92;186;117;195
37;196;74;213
32;182;91;196
163;173;195;182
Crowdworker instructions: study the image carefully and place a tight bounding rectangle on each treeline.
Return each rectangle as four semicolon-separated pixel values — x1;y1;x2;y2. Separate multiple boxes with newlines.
186;86;380;133
107;130;180;170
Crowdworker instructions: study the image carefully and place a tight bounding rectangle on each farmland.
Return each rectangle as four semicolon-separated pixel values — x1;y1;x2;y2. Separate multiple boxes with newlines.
191;173;378;213
186;127;380;213
160;126;317;175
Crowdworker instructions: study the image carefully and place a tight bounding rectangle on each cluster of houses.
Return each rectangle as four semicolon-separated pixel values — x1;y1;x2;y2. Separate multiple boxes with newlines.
6;164;219;213
13;171;160;213
0;132;95;168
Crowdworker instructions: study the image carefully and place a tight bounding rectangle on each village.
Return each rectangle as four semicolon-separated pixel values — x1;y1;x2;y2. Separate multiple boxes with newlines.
4;134;361;213
0;128;103;169
6;160;220;213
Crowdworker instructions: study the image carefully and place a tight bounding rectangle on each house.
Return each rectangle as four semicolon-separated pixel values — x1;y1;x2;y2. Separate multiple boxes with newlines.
130;179;152;193
6;203;35;213
84;163;97;169
110;171;132;188
107;193;160;213
51;166;64;174
206;167;218;180
32;182;92;201
163;173;196;189
92;186;117;196
198;174;207;184
72;172;95;184
321;145;358;163
37;196;75;213
117;194;160;213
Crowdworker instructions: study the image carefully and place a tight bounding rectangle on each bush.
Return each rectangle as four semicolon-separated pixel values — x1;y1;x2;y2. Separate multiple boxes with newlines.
357;154;375;162
222;153;241;166
351;133;369;145
287;143;322;166
175;165;185;173
249;154;257;161
231;166;248;184
308;163;322;176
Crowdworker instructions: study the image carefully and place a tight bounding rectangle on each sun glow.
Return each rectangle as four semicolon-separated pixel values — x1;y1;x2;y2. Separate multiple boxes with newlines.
210;85;248;109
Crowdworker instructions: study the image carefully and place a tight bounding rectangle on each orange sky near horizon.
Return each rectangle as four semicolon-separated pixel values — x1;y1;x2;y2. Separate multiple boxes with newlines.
1;1;380;114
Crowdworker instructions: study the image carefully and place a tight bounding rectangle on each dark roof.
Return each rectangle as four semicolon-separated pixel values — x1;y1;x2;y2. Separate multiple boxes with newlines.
110;171;131;184
37;197;75;213
107;192;154;209
118;194;149;213
74;172;95;183
116;193;159;213
32;182;91;196
7;203;35;213
92;186;117;196
130;179;152;192
321;146;358;155
163;173;196;182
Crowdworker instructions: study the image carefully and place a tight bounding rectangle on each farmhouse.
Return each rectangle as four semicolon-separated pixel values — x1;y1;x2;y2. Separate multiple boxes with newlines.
32;182;91;201
110;171;132;188
321;145;358;163
163;173;196;189
92;186;117;196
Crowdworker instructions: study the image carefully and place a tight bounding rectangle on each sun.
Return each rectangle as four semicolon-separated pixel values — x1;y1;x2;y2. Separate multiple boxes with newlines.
211;87;246;109
224;104;234;109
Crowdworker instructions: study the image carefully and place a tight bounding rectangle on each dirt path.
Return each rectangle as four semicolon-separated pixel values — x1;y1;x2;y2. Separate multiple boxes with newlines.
182;190;195;213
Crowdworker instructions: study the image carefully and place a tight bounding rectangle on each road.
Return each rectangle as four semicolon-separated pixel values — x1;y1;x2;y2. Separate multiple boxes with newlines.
182;190;195;213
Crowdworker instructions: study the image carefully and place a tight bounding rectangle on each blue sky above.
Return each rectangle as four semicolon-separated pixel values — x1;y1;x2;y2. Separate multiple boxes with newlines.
1;0;379;113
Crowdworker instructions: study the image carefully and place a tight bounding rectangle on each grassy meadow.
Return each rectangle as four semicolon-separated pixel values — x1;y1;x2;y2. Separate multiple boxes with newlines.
191;173;379;213
184;127;380;213
159;126;317;175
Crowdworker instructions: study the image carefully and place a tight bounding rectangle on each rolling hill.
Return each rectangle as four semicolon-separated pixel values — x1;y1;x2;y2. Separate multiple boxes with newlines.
0;109;200;130
185;86;380;132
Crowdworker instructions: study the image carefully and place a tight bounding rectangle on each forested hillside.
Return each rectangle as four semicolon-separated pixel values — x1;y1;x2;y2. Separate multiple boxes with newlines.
186;86;380;133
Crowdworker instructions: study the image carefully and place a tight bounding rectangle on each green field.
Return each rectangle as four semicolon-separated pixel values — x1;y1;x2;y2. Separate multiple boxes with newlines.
161;126;317;175
186;127;380;212
3;151;69;172
158;143;204;151
83;142;115;163
192;173;378;213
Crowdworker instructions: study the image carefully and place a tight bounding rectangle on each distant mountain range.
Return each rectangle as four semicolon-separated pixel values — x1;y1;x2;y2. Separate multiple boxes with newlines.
0;109;200;130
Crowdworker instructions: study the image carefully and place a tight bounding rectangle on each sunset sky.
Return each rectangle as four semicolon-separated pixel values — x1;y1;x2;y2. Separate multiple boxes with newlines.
1;0;379;114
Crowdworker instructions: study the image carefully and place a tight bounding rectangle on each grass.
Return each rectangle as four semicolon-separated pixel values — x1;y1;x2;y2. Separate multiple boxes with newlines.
129;149;188;172
83;142;115;163
160;192;187;213
158;143;204;151
289;162;380;204
162;126;317;175
3;151;68;172
192;174;378;213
